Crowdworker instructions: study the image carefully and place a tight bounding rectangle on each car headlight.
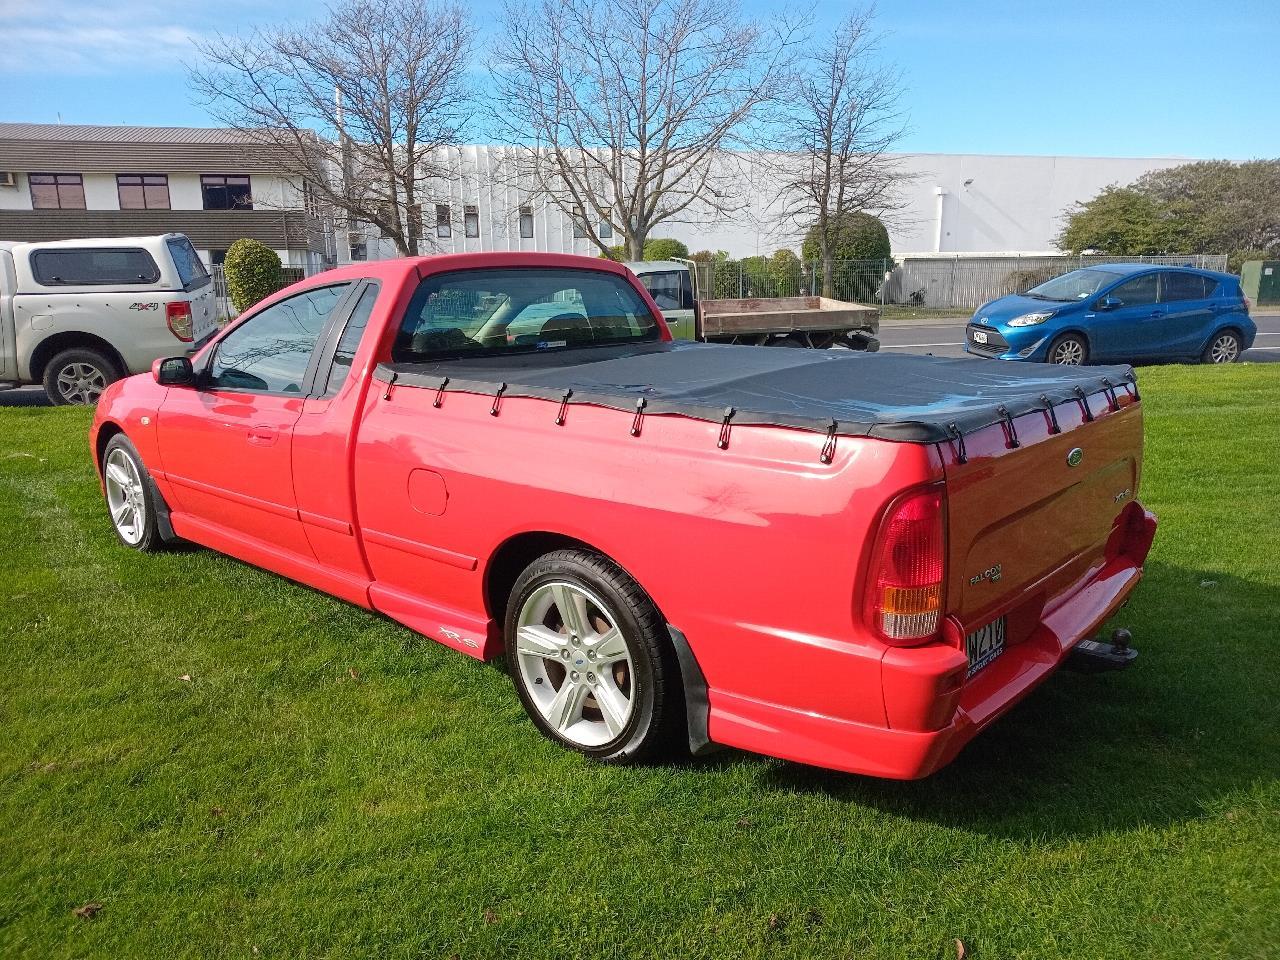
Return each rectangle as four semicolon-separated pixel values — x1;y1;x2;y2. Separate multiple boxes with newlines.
1007;311;1053;327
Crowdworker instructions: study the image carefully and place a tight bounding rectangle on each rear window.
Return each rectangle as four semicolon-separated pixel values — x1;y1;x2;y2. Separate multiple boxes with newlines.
31;247;160;286
166;236;211;290
392;267;660;362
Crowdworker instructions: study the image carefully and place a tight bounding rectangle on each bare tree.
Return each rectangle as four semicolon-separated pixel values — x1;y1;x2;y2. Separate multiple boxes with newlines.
769;7;910;296
190;0;474;256
491;0;801;260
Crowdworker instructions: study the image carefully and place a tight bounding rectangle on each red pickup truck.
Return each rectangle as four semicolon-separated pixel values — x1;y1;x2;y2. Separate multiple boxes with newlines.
90;253;1157;779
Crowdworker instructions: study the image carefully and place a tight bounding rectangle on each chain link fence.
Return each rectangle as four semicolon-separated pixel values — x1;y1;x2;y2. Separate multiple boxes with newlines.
692;254;1230;313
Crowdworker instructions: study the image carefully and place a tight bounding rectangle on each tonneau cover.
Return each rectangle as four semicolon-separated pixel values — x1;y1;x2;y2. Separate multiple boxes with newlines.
376;341;1137;443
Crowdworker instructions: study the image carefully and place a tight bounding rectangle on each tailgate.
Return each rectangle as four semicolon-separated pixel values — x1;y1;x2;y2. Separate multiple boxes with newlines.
943;390;1143;633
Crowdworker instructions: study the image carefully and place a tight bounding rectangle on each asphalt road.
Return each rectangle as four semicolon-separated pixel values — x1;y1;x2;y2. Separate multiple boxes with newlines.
878;311;1280;363
3;314;1277;409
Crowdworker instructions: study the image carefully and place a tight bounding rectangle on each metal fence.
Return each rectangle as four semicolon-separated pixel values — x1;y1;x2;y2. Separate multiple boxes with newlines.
211;265;311;319
693;254;1230;313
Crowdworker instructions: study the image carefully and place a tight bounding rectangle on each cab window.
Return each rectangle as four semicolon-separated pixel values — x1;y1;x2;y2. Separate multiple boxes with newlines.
638;271;691;311
208;284;351;393
393;267;659;362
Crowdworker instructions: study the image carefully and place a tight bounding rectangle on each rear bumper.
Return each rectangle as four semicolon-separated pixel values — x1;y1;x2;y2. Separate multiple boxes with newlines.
706;505;1158;780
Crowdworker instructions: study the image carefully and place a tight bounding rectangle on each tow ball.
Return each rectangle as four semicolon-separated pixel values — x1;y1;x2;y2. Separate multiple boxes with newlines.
1068;628;1138;673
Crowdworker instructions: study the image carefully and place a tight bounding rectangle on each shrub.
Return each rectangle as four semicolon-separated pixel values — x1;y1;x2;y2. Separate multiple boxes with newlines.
598;245;627;261
643;238;689;261
802;212;892;264
224;239;282;313
1001;268;1057;295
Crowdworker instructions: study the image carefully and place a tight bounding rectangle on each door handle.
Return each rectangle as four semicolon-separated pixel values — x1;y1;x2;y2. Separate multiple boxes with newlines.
248;426;277;445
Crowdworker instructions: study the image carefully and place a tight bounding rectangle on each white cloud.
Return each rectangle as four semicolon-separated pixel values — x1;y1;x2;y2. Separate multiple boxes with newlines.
0;0;201;73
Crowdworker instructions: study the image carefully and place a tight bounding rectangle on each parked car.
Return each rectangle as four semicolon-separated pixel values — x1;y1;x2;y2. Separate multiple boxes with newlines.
91;253;1157;779
0;234;218;405
627;259;879;349
966;264;1255;365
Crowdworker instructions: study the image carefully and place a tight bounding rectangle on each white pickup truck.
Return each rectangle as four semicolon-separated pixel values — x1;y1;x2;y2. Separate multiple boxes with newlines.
0;234;218;404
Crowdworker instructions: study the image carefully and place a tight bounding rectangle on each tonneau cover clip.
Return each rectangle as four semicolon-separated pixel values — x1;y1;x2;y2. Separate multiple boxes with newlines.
490;382;507;417
1074;385;1095;422
630;397;648;437
433;376;450;408
1039;393;1062;435
946;421;968;464
997;404;1021;448
717;406;736;449
1101;377;1120;412
1127;372;1141;402
555;388;574;426
820;419;839;464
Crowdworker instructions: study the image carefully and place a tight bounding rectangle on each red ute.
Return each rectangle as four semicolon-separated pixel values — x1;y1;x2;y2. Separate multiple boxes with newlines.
91;253;1157;779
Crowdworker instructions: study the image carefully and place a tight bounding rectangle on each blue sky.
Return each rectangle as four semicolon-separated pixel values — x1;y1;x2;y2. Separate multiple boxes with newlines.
2;0;1277;160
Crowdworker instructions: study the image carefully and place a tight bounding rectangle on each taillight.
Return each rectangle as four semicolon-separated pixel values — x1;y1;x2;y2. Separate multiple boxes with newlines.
166;301;194;342
864;486;946;646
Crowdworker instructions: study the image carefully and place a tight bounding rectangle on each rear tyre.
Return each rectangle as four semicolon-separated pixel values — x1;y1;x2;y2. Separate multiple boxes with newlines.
1047;333;1088;365
43;348;120;406
505;549;683;764
101;434;165;552
1201;329;1242;364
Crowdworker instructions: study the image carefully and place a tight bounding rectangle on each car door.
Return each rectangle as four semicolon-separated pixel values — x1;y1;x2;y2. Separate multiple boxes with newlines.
1158;271;1217;358
1090;272;1160;360
637;270;695;339
156;282;355;558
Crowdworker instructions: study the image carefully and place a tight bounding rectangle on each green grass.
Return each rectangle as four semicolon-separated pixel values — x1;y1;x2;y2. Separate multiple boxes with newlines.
880;304;969;322
2;364;1278;959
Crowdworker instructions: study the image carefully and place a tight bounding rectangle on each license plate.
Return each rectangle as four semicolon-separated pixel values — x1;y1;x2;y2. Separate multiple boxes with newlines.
971;329;988;344
966;616;1006;678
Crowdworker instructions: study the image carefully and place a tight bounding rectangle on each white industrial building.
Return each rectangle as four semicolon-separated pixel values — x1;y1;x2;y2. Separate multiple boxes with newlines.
339;146;1192;264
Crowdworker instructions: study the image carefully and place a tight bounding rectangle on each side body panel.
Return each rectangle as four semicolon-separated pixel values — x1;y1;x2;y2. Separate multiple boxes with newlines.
0;250;15;381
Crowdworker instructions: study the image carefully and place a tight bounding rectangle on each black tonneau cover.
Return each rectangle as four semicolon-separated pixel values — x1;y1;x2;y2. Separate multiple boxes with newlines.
375;341;1136;444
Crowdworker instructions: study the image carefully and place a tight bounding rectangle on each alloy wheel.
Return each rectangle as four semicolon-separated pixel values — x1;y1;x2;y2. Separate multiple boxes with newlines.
1209;334;1240;363
104;448;147;545
513;581;636;747
1051;338;1084;365
56;361;108;404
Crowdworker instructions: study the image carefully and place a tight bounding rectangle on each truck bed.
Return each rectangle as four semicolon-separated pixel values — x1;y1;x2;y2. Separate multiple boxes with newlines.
698;296;879;337
377;340;1137;444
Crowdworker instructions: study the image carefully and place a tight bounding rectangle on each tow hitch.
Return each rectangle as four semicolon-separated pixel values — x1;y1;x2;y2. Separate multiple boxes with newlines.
1068;628;1138;673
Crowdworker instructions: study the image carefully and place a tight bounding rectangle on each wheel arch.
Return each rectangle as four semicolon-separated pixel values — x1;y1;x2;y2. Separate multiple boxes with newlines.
29;331;127;381
94;419;126;474
484;529;714;755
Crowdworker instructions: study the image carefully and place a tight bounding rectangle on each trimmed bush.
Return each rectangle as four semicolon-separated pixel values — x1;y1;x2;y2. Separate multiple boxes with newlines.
224;239;282;313
802;212;892;264
643;238;689;261
1001;268;1056;295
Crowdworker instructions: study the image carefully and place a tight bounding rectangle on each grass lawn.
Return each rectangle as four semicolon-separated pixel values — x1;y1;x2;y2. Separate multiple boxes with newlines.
1;364;1278;959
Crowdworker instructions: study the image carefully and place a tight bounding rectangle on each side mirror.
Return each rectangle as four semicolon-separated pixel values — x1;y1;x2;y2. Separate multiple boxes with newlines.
1099;296;1123;310
153;356;195;387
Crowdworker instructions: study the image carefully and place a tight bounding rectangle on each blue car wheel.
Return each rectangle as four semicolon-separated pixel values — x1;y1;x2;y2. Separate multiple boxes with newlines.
1047;333;1088;365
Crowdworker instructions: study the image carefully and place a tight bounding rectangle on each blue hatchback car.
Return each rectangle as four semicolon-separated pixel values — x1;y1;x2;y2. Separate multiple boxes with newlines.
965;264;1255;365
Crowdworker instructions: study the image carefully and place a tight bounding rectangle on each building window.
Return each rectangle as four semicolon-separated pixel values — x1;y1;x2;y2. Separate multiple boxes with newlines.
201;174;253;210
519;206;535;240
117;174;170;210
349;235;368;261
464;205;480;239
435;203;451;239
599;209;613;240
29;173;86;210
572;208;588;240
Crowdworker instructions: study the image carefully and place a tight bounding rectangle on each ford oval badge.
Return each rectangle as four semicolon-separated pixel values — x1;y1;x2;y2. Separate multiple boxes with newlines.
1067;447;1084;467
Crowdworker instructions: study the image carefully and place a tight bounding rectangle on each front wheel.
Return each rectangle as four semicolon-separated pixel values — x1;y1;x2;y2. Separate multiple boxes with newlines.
1202;330;1242;364
1047;333;1088;365
43;347;120;406
505;549;683;763
101;434;165;551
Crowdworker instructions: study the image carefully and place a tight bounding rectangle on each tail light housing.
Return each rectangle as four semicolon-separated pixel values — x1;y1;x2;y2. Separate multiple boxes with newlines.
864;486;946;646
166;301;194;342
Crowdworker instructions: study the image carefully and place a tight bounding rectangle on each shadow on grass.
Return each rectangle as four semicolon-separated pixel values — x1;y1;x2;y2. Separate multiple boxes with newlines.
707;560;1279;841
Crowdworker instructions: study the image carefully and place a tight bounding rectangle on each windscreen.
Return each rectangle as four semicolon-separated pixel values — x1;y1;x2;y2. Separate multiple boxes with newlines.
1025;268;1121;302
392;267;660;362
